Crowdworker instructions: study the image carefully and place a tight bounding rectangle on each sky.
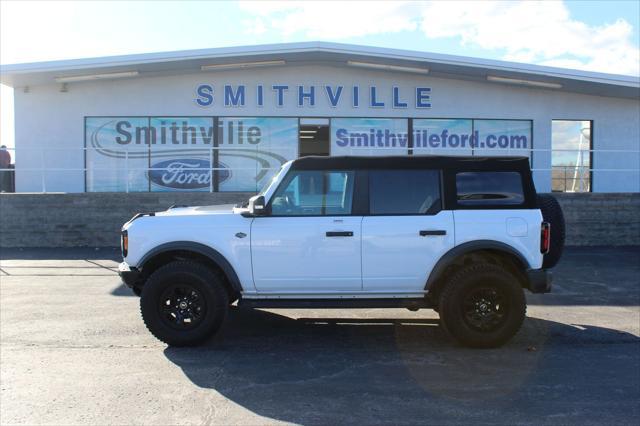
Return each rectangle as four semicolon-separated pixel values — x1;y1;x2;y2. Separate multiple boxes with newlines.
1;0;639;149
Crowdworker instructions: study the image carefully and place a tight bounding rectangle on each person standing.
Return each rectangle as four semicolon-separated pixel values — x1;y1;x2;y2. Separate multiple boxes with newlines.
0;145;12;192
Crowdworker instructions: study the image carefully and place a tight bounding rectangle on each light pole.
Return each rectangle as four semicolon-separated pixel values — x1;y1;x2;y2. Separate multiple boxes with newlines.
571;125;590;192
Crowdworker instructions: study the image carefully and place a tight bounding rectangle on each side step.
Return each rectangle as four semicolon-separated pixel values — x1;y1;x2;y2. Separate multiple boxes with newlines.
239;298;434;310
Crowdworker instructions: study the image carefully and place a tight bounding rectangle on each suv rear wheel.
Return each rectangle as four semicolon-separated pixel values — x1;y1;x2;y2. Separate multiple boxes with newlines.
439;263;526;348
140;261;228;346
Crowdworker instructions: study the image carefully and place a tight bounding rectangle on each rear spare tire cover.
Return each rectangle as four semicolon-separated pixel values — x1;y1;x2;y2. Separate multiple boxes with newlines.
537;194;565;268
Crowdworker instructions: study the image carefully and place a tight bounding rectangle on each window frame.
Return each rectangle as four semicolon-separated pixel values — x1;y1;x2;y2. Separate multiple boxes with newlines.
551;119;593;193
266;168;362;217
452;170;529;210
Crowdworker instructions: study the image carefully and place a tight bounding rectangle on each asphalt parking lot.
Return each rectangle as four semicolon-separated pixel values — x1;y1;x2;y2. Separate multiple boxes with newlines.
0;246;639;425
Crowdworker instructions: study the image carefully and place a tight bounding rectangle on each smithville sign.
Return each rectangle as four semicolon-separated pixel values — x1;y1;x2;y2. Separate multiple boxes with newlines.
194;84;432;109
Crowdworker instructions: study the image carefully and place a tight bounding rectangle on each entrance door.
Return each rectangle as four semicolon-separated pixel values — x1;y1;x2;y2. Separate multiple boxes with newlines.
251;168;362;292
299;118;330;157
361;169;455;292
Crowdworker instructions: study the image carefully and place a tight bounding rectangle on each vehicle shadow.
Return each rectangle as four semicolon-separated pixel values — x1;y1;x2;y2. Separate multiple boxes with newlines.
111;283;135;297
164;306;640;425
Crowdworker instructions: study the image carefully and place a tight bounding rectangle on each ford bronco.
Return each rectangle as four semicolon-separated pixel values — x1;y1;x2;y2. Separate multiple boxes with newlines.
119;156;565;348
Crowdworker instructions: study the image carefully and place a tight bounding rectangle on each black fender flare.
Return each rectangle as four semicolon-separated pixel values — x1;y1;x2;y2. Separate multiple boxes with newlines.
425;240;531;291
137;241;243;293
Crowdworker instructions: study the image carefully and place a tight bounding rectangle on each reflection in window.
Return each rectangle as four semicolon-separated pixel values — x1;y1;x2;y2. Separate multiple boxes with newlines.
270;170;354;216
456;172;525;206
85;117;150;192
219;117;298;192
473;120;531;158
552;120;591;192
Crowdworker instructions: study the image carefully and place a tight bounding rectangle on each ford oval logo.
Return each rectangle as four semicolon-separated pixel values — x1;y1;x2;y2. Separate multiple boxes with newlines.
148;159;230;189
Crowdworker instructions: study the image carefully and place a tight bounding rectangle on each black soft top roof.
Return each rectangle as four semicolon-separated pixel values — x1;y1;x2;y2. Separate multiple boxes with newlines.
290;155;532;172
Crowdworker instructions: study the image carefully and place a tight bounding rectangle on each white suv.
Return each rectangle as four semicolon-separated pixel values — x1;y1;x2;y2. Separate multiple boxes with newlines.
119;156;564;348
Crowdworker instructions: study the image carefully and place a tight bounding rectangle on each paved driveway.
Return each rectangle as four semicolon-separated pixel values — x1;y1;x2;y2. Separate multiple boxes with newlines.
1;247;639;425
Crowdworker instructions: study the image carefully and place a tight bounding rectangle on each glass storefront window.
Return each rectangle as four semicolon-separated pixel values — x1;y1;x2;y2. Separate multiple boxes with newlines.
330;118;409;156
218;117;298;192
473;120;531;158
149;117;214;192
413;119;473;156
552;120;591;192
85;117;150;192
84;116;535;193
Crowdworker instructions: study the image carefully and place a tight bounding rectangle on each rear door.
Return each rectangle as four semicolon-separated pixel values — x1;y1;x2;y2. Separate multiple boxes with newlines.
361;169;455;293
251;169;362;292
453;170;543;269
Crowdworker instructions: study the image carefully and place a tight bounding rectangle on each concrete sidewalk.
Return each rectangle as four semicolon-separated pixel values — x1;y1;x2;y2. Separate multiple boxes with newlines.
1;247;639;425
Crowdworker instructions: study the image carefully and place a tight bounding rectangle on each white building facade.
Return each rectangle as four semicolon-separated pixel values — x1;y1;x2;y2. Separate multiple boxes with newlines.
1;42;638;194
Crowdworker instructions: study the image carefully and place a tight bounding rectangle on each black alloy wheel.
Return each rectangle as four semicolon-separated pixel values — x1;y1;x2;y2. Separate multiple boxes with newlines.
140;261;228;346
438;262;526;348
159;284;207;330
461;286;509;332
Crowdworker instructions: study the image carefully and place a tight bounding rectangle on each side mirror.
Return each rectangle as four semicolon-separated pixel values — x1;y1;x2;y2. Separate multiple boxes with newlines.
247;195;268;216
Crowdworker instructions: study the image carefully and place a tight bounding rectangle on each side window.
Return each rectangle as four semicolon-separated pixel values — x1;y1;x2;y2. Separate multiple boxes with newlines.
456;172;524;206
270;170;355;216
369;170;441;215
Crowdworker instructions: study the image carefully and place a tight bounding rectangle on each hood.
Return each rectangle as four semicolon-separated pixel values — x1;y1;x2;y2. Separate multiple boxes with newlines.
154;204;237;217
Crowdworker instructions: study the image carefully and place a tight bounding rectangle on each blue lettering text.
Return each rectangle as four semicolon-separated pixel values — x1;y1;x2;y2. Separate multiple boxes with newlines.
195;84;214;107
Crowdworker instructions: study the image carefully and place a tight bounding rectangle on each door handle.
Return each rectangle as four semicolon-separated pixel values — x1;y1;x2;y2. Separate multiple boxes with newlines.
326;231;354;237
419;230;447;236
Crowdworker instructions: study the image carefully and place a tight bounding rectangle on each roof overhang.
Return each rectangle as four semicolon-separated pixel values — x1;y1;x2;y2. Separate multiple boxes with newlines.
1;41;638;99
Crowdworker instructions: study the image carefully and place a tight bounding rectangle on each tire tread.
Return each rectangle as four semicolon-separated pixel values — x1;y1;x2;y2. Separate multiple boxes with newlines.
439;262;526;348
140;260;228;346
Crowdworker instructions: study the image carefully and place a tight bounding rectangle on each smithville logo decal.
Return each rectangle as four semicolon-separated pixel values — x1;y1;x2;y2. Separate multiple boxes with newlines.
148;159;230;190
89;119;290;190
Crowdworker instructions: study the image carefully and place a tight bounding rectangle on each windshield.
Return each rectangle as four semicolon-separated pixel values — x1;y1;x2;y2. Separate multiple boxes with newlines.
237;164;287;208
258;164;286;197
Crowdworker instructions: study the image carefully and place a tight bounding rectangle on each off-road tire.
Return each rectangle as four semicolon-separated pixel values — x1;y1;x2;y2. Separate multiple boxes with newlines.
537;194;565;268
439;263;526;348
140;261;228;346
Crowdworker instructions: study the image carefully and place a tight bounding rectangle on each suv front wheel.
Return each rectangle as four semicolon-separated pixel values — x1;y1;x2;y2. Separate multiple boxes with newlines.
439;263;526;348
140;261;229;346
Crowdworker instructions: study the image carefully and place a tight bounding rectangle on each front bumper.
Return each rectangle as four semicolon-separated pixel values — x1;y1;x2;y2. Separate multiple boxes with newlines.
118;262;141;289
526;269;553;293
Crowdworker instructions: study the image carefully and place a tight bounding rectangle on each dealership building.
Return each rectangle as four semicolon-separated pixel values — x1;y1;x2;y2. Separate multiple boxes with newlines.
0;42;638;247
1;41;639;194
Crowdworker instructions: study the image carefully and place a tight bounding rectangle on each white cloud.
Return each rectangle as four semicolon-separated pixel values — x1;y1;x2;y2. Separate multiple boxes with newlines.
1;1;88;64
243;17;267;36
238;1;420;39
552;120;591;151
418;1;639;76
239;0;640;76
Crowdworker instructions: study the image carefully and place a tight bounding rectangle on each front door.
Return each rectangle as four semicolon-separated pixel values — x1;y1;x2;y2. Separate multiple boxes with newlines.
251;169;362;292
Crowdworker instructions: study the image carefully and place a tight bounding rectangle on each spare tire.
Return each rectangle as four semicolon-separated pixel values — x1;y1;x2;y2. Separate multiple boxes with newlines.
537;194;565;268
